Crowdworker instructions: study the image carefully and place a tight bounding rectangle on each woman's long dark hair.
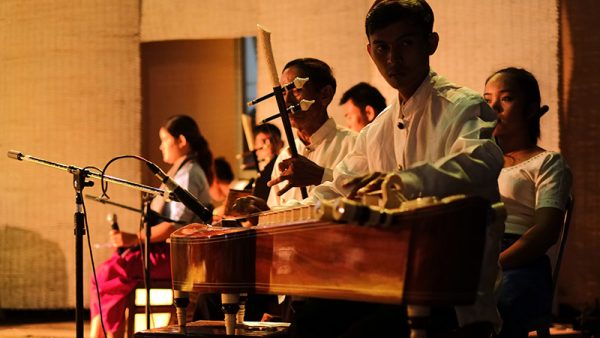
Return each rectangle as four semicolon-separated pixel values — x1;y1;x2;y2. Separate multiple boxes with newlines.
163;115;214;184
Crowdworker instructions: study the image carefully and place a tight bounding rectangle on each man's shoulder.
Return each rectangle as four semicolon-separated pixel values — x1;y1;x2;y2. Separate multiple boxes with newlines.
431;74;485;107
334;124;358;140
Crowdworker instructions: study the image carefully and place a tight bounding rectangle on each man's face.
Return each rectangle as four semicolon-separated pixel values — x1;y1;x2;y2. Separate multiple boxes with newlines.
367;21;435;96
254;132;276;163
342;99;369;132
280;67;327;130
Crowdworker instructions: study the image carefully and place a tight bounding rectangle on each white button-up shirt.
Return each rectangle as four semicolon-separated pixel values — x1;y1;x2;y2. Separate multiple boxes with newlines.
316;71;502;203
313;71;504;330
267;118;357;207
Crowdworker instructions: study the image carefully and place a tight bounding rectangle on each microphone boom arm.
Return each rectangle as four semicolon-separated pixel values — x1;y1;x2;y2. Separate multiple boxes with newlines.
8;150;177;202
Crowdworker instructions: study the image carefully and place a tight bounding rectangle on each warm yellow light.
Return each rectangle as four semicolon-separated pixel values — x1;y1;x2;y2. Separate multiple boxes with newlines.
134;288;173;306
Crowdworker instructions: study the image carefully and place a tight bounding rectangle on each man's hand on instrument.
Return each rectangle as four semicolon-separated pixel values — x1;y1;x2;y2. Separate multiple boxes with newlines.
343;172;387;199
109;230;138;248
268;155;325;196
230;196;270;226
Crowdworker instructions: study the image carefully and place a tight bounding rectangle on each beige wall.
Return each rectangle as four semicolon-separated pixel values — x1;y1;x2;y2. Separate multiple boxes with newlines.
1;0;598;312
140;39;242;186
0;0;141;308
141;0;560;151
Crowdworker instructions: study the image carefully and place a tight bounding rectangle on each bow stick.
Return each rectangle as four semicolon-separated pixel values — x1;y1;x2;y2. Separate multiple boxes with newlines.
256;24;308;199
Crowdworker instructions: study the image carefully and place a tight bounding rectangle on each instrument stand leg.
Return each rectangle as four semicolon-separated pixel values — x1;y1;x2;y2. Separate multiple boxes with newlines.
221;293;240;335
237;293;248;324
72;169;94;338
407;305;430;338
174;291;190;330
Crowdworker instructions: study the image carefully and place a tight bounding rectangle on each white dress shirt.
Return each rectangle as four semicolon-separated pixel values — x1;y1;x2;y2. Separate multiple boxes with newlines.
313;70;504;330
267;118;357;207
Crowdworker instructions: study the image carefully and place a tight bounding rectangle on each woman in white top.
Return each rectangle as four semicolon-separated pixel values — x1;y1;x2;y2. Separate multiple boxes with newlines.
484;67;572;338
90;115;213;338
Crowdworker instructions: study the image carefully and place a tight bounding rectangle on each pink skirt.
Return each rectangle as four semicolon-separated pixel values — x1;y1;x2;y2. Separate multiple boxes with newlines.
90;242;172;333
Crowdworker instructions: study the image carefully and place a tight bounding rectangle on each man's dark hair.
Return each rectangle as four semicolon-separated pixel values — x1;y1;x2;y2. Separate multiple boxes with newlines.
365;0;434;38
214;157;234;183
253;123;281;141
339;82;387;114
283;58;337;95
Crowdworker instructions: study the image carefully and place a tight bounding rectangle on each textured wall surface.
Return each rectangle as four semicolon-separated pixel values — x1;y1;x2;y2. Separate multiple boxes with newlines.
0;0;141;308
141;0;559;150
558;0;600;309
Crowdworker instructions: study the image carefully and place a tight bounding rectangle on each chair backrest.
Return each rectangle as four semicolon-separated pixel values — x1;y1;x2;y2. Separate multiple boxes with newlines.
551;195;574;294
533;195;574;337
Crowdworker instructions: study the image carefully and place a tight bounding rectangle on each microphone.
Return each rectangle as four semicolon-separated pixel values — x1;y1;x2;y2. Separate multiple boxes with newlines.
108;213;119;231
146;162;213;224
108;213;126;255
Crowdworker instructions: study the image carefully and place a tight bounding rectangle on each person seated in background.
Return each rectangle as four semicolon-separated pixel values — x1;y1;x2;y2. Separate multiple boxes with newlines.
246;123;284;201
339;82;387;132
484;67;572;338
210;156;235;221
90;115;213;338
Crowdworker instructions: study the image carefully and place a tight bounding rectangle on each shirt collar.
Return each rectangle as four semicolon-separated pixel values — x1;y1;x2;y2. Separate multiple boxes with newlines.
398;70;436;122
304;118;337;151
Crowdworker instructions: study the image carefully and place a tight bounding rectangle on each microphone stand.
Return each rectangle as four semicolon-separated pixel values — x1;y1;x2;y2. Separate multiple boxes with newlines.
6;150;202;338
142;198;152;330
73;169;92;338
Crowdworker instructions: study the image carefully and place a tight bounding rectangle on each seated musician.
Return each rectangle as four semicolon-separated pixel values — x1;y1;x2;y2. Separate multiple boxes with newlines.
229;58;358;324
294;1;505;337
233;57;357;214
339;82;387;133
245;123;284;201
210;156;235;221
89;115;213;338
267;58;357;207
484;68;572;338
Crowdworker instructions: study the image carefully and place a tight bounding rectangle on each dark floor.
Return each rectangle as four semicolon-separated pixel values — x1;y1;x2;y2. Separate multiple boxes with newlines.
0;309;90;338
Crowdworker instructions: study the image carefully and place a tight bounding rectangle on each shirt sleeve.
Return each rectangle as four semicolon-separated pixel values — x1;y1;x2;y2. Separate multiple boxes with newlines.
168;162;210;224
266;147;288;207
397;102;503;200
535;153;572;210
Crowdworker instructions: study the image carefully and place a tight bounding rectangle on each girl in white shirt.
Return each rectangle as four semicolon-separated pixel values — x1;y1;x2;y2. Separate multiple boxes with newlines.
484;68;572;338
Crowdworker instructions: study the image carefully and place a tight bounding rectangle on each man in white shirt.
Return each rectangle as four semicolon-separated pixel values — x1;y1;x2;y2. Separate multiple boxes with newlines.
339;82;387;133
239;58;357;211
295;1;504;337
231;57;358;323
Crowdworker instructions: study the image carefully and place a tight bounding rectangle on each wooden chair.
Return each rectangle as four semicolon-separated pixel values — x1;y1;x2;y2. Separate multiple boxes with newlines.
534;195;575;337
125;279;176;338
